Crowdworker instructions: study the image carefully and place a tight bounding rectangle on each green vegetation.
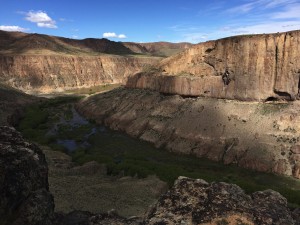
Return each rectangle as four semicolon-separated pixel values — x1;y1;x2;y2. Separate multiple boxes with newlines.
17;95;300;208
71;127;300;207
17;96;83;147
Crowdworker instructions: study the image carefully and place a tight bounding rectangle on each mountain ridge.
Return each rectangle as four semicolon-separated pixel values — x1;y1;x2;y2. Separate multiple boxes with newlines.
0;30;192;57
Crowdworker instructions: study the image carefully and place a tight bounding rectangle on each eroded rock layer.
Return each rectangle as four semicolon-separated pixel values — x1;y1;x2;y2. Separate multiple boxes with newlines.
0;55;159;93
127;30;300;101
77;88;300;179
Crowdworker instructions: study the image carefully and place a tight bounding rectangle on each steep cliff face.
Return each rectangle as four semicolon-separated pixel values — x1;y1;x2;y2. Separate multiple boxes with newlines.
127;30;300;101
0;55;159;93
77;88;300;179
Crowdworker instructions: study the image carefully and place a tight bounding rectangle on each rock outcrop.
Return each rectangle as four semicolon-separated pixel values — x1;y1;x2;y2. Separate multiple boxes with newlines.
127;30;300;101
0;126;54;225
0;55;159;93
145;177;299;225
77;87;300;178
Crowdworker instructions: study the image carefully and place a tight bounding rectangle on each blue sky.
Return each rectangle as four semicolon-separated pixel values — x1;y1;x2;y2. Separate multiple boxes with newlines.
1;0;300;43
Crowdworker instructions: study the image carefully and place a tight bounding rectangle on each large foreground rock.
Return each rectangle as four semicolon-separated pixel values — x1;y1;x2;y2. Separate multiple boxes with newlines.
0;126;54;225
127;30;300;101
145;177;299;225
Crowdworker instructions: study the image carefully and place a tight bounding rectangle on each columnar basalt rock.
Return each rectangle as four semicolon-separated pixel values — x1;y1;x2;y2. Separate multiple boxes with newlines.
127;30;300;101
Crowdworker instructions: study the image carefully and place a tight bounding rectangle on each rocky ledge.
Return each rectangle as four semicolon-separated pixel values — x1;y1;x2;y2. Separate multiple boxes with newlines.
1;126;299;225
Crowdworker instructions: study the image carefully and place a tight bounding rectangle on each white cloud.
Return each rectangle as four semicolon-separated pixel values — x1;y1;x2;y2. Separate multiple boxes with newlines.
103;32;118;38
118;34;127;38
0;25;28;32
25;10;57;29
36;22;56;28
103;32;127;39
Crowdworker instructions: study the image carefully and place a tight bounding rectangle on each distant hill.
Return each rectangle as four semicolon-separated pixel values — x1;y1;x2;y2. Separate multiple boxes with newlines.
0;30;193;57
123;42;193;57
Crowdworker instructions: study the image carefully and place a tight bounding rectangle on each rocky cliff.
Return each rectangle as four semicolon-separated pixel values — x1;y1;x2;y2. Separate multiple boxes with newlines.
77;88;300;179
127;30;300;101
0;55;159;93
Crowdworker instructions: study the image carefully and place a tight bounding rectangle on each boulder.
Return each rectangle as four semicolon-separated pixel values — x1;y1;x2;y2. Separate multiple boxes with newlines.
0;126;54;225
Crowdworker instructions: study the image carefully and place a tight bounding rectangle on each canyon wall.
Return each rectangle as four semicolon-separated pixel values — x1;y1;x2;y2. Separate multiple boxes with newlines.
77;88;300;179
0;55;159;93
127;30;300;101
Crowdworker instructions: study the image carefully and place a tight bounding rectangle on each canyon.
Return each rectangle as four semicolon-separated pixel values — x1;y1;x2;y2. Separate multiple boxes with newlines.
1;29;300;224
76;30;300;180
0;30;191;93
